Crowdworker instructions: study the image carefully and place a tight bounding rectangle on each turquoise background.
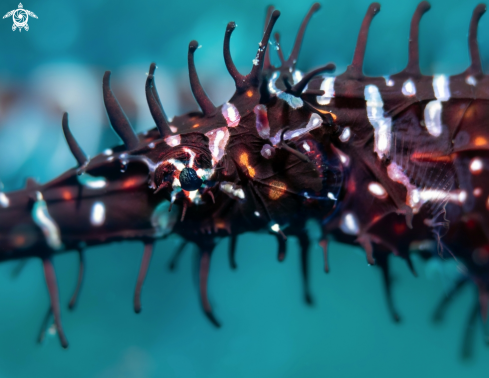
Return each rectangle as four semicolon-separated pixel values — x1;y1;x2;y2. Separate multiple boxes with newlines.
0;0;488;376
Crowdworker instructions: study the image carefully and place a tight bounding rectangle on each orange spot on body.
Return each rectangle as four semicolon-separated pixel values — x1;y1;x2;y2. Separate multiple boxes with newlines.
268;181;286;200
239;152;255;177
62;191;72;200
123;178;140;189
246;90;253;98
192;124;200;128
475;136;487;147
12;235;26;247
411;151;453;163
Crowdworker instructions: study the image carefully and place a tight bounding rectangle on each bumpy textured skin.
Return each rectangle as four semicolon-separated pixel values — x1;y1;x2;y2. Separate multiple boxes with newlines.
0;1;488;352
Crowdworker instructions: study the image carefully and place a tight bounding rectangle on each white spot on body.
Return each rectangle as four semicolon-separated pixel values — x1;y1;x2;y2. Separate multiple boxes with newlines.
165;135;181;147
474;187;482;197
0;192;9;208
339;127;351;142
469;158;483;174
269;113;323;145
268;72;279;94
466;76;477;86
402;79;416;96
169;126;178;133
77;174;107;189
222;102;241;127
384;76;394;87
327;192;337;201
271;223;281;233
433;74;451;101
424;100;443;137
368;182;387;199
277;91;303;109
260;144;275;159
220;182;245;200
365;85;392;158
340;212;359;235
254;211;260;217
103;149;113;156
205;127;230;164
90;202;106;226
151;201;178;237
31;192;63;250
317;76;335;105
302;142;310;152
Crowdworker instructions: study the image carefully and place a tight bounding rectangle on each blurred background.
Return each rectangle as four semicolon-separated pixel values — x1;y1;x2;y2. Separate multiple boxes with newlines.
0;0;488;376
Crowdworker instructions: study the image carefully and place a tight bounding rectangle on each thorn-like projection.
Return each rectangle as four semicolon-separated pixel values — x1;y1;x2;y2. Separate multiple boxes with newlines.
62;112;88;167
103;71;139;150
169;240;188;271
199;247;221;327
248;10;281;87
188;40;217;116
145;63;172;138
180;201;188;222
467;3;486;76
11;259;28;279
224;22;246;90
276;233;287;262
298;232;313;305
376;253;401;322
404;255;418;277
404;1;431;75
348;2;381;78
42;258;68;348
229;235;238;270
285;3;321;68
68;249;85;310
285;63;335;97
134;242;154;314
224;10;280;91
37;306;54;345
263;5;275;71
319;239;330;273
432;278;468;322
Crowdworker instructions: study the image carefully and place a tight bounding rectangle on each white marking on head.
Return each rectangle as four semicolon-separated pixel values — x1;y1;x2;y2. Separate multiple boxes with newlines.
339;127;351;142
424;101;443;137
469;158;483;174
317;76;336;105
165;135;181;147
340;212;359;235
365;85;392;158
402;79;416;96
90;202;106;226
433;74;451;101
222;102;240;127
368;182;387;199
0;192;9;208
